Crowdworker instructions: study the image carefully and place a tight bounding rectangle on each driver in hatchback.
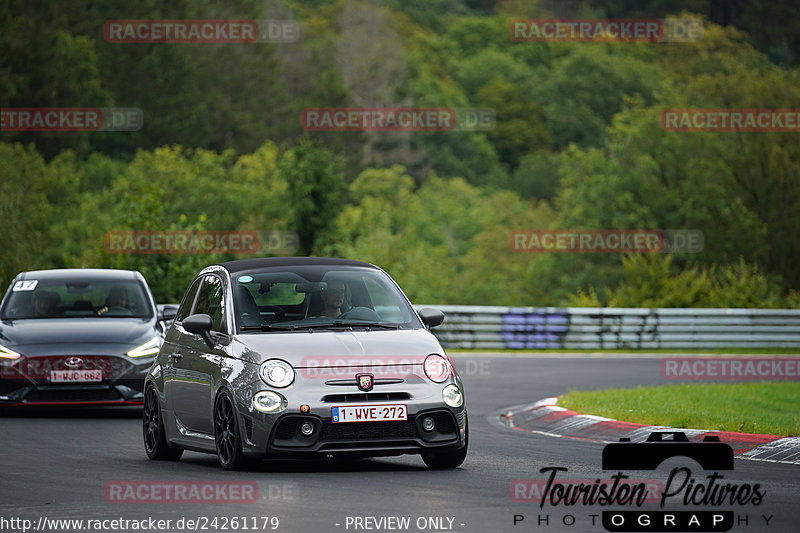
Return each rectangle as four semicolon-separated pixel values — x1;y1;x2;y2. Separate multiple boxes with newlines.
319;280;346;318
97;285;129;315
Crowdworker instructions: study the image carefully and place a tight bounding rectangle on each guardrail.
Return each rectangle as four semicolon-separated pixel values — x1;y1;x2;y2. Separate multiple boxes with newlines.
415;306;800;349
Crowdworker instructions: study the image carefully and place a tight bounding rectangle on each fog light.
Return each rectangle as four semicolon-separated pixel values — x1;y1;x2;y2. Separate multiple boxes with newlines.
299;422;315;436
442;384;463;408
421;416;436;432
253;391;287;413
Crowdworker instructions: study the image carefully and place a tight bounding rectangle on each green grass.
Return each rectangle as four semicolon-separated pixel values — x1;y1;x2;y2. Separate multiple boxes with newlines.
558;382;800;436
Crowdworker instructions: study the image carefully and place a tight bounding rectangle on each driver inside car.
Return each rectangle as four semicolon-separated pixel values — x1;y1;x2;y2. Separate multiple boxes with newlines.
319;280;346;318
97;285;129;316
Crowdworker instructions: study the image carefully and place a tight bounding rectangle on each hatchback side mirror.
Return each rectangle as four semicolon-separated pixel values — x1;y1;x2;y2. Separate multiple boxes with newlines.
418;307;445;328
183;313;214;347
159;304;178;321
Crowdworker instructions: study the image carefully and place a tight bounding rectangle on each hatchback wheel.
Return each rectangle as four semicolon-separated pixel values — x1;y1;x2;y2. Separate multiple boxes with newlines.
214;390;251;470
143;386;183;461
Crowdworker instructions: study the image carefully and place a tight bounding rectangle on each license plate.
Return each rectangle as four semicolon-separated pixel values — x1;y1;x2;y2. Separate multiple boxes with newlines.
331;404;407;423
49;370;103;383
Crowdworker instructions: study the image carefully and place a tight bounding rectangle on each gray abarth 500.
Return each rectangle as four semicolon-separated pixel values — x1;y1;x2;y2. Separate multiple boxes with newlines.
143;257;467;470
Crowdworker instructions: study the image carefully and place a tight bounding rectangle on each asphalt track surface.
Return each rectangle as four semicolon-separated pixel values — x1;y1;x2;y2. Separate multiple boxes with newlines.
1;356;797;533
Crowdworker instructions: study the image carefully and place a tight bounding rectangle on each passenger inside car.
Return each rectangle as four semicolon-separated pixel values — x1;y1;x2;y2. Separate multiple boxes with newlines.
32;290;60;317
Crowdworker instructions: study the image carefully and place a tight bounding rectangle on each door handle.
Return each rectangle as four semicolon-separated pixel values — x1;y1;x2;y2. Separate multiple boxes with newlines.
170;351;183;360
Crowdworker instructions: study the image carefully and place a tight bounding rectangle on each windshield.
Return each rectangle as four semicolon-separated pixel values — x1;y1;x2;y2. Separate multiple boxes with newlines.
1;278;154;319
232;266;421;332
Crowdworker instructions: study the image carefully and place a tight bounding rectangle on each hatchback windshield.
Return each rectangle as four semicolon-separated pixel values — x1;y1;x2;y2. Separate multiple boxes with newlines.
1;278;153;319
232;266;421;331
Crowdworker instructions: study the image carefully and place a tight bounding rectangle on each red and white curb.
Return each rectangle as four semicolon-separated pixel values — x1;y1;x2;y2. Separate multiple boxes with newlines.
500;397;800;465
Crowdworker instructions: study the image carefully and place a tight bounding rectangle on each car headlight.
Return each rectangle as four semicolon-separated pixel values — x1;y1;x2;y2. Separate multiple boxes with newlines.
442;384;463;408
253;391;287;413
126;337;162;358
0;343;21;360
424;354;451;383
259;359;295;388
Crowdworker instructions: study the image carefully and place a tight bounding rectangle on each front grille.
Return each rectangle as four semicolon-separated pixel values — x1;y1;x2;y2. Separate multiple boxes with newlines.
320;420;418;440
430;411;457;433
322;392;411;403
274;418;302;440
16;355;134;383
26;388;122;403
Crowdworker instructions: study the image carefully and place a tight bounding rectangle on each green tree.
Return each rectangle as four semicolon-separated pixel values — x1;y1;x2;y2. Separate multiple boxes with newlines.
280;140;347;255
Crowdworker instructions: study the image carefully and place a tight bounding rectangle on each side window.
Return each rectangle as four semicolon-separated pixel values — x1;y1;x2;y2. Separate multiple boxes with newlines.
194;275;227;333
176;278;203;322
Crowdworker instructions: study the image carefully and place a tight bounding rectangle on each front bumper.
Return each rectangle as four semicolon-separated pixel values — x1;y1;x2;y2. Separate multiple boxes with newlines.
0;354;151;406
238;395;467;459
263;407;465;456
227;360;467;459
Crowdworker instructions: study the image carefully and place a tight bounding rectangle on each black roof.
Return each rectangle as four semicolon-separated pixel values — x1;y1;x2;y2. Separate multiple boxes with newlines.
218;257;378;274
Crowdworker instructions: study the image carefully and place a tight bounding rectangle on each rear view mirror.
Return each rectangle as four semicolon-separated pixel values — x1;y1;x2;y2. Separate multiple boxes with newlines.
295;282;326;293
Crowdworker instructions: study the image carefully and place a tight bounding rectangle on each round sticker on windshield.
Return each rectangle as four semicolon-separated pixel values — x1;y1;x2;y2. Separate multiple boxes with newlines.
237;275;254;283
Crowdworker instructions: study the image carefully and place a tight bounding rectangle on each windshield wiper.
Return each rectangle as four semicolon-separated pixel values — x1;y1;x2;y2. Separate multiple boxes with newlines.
307;321;401;330
240;321;402;332
240;324;305;331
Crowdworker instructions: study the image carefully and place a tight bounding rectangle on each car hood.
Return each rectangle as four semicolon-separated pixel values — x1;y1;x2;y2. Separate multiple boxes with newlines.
235;328;444;366
0;318;156;352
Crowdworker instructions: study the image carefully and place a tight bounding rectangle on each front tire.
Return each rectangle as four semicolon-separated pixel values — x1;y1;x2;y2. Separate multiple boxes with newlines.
214;390;251;471
421;419;468;469
143;386;183;461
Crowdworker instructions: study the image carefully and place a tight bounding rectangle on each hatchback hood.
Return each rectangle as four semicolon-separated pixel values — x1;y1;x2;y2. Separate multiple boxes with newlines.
0;318;156;351
235;328;444;366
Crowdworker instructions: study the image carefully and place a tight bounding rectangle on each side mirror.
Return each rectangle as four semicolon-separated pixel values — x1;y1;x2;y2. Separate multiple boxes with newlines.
183;313;212;334
183;313;214;347
158;304;178;321
418;307;445;328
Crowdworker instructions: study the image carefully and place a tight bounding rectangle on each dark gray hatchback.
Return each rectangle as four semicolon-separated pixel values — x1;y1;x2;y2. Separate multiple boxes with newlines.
0;268;175;407
143;257;467;470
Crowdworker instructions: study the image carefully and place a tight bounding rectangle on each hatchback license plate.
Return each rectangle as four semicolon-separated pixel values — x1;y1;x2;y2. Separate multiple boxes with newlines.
50;370;103;383
331;404;407;423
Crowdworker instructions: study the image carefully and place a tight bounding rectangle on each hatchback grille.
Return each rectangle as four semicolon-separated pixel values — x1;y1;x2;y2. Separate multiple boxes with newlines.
320;420;418;440
15;355;133;383
322;392;411;403
26;388;122;403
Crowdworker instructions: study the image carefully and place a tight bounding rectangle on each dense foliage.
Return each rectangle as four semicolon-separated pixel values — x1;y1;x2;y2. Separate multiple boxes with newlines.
2;0;798;306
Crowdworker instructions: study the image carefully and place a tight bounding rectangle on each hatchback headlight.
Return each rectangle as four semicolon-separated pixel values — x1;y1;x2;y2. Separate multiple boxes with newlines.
0;343;21;360
442;384;463;408
424;354;451;383
259;359;295;388
127;337;162;358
